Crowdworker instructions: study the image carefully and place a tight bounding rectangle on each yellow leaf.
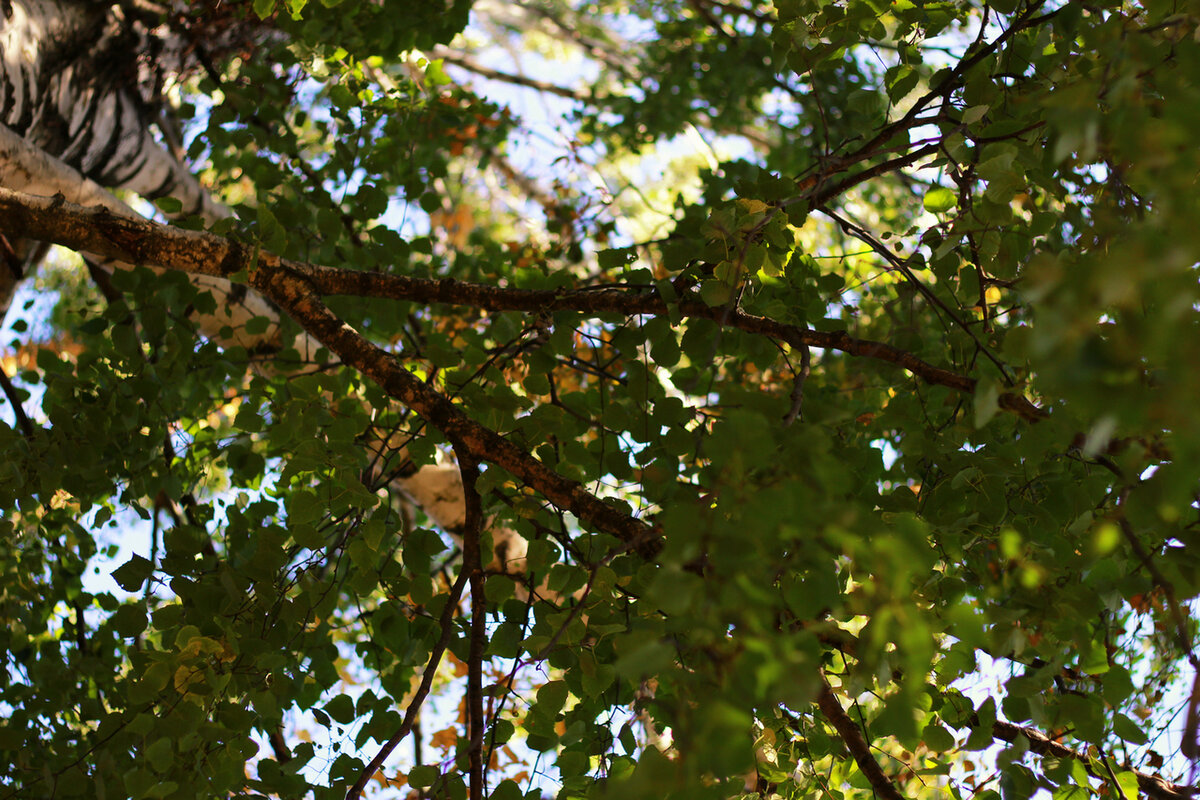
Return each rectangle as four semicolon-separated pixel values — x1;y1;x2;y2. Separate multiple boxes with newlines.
737;198;770;214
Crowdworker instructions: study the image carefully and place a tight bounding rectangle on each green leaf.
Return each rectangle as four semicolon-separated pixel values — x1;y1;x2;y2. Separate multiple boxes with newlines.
1079;638;1111;675
145;738;174;773
1114;770;1139;800
962;104;990;124
112;555;154;592
874;694;920;744
0;723;21;752
700;280;733;306
484;575;516;603
407;765;439;788
886;64;920;103
289;491;324;526
425;59;450;86
141;662;172;695
1112;713;1147;745
922;722;956;752
123;769;155;799
923;187;957;213
533;680;568;719
490;780;522;800
598;248;637;270
973;378;1001;428
155;197;182;215
324;694;356;725
741;242;767;272
111;604;148;638
1101;667;1135;706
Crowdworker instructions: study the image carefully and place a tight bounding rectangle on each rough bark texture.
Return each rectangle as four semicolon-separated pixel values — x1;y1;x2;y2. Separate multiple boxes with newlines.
0;186;1045;422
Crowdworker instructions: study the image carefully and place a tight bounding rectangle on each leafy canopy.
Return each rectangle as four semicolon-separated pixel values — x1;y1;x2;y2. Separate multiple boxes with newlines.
1;1;1198;799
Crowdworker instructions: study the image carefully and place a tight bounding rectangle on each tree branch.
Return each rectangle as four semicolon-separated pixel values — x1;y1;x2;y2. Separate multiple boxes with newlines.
0;188;1046;423
0;360;33;437
430;49;588;101
250;262;660;555
346;564;471;800
990;719;1196;800
455;453;487;800
816;680;906;800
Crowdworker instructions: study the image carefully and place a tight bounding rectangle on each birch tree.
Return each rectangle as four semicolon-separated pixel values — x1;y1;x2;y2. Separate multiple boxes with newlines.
0;2;1198;800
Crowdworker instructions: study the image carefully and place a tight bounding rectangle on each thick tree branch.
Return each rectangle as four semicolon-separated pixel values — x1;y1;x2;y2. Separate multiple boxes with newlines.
307;268;997;403
0;127;276;348
0;187;1046;423
249;261;660;555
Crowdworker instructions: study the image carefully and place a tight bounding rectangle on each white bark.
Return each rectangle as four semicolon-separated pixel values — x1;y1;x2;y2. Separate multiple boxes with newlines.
0;121;281;349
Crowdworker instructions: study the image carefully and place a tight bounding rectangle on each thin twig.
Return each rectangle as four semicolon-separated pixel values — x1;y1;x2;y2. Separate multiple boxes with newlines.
0;360;32;437
783;339;810;427
1115;493;1195;663
430;49;588;101
820;207;1015;386
346;563;471;800
1115;490;1200;764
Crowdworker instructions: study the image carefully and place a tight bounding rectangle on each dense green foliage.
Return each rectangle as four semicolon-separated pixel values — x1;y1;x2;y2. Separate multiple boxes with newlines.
1;1;1198;799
